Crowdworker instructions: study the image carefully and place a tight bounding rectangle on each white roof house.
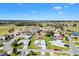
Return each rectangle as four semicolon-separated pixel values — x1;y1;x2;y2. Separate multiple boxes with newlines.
34;40;46;49
51;40;65;47
40;50;46;55
20;34;32;40
17;40;30;49
20;34;29;39
0;36;2;40
12;32;17;36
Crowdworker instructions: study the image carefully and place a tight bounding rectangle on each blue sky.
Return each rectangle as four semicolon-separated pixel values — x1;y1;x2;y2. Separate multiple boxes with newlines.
0;3;79;20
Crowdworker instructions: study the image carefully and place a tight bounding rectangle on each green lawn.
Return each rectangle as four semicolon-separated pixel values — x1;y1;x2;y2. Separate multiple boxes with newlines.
0;25;20;35
74;42;79;46
0;41;3;47
0;49;5;53
11;38;23;49
44;36;53;49
27;37;40;49
45;52;50;56
64;27;79;32
63;37;69;45
44;36;69;50
27;52;41;56
16;45;23;49
52;45;69;50
54;52;70;56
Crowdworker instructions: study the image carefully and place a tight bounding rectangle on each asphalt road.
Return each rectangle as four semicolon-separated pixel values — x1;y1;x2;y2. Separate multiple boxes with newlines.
18;49;54;56
66;36;79;55
3;36;21;53
3;35;78;56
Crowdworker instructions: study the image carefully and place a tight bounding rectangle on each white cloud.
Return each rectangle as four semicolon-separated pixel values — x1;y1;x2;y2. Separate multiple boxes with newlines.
53;6;62;10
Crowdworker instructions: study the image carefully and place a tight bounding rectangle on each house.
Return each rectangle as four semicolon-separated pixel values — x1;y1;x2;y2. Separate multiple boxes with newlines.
20;34;32;39
12;32;21;36
0;36;3;40
30;28;37;34
4;34;11;41
17;40;30;49
34;40;46;49
36;30;44;39
12;32;17;36
40;50;45;56
51;40;65;47
54;33;63;40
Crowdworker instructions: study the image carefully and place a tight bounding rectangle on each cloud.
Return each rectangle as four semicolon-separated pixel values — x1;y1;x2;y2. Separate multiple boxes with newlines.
53;6;62;10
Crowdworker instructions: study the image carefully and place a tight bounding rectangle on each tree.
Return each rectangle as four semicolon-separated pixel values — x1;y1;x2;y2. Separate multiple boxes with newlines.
38;24;43;27
45;31;51;37
73;24;77;27
50;31;54;36
8;28;14;33
11;40;18;47
12;48;17;53
27;51;37;56
45;31;54;37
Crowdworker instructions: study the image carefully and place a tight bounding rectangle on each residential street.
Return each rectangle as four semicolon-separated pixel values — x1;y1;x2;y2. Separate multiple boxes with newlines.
66;36;79;55
3;36;21;53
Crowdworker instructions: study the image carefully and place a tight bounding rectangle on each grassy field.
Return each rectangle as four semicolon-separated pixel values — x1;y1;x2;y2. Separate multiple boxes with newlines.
54;52;70;56
64;27;79;32
0;25;42;35
27;37;40;49
0;25;17;35
0;49;5;53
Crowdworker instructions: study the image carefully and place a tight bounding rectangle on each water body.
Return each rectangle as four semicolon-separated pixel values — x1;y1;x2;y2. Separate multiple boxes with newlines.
71;32;79;36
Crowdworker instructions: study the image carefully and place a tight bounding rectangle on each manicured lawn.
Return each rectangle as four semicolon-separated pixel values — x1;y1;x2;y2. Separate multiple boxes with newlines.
44;36;69;50
72;39;78;41
0;25;17;35
45;52;50;56
27;52;41;56
0;41;3;47
54;52;70;56
11;38;23;49
52;45;69;50
27;37;39;49
16;45;23;49
74;42;79;46
0;49;5;53
44;36;52;49
10;52;20;56
64;27;79;32
63;37;69;45
54;52;63;56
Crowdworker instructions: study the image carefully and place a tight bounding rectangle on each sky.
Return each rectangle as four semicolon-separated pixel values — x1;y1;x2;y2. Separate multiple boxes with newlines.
0;3;79;20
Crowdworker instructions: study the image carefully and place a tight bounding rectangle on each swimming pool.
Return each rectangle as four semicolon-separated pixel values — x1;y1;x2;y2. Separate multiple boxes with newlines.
71;32;79;36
